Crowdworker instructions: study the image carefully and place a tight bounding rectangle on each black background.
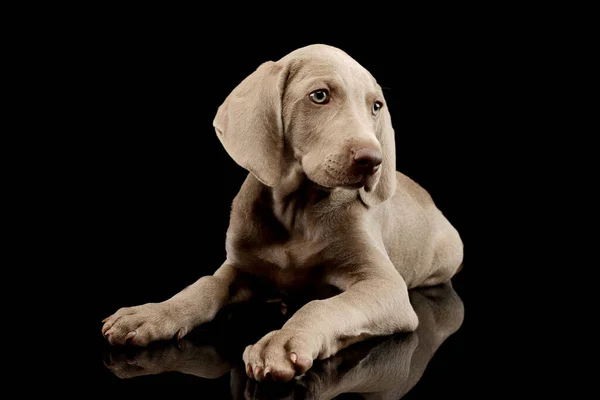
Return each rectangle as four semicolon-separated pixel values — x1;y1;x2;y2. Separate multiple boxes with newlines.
78;21;473;395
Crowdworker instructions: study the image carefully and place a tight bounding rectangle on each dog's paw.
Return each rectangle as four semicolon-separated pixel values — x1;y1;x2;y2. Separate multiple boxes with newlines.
102;303;186;346
243;329;319;382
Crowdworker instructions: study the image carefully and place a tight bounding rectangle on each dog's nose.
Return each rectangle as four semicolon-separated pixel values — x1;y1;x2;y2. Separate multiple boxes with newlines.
352;147;382;174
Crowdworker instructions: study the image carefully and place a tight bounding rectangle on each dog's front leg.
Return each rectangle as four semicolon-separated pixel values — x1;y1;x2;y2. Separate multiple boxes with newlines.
102;263;253;346
243;256;418;382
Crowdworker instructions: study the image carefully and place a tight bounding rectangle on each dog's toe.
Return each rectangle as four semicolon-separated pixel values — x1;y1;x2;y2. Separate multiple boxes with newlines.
289;351;313;372
243;329;317;382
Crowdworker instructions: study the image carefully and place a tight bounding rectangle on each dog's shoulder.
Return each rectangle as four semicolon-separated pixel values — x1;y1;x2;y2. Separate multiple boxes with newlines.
227;174;287;242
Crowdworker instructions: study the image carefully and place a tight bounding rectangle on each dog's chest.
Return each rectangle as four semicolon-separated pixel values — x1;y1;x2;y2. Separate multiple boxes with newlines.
230;217;331;287
237;233;325;271
239;235;332;295
229;180;340;288
266;237;323;270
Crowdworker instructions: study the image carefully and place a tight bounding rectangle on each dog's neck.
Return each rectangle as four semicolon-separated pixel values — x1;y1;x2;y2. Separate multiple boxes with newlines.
270;165;324;231
269;165;355;234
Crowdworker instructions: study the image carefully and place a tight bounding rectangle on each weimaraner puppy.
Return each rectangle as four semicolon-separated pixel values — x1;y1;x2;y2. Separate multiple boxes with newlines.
102;44;463;382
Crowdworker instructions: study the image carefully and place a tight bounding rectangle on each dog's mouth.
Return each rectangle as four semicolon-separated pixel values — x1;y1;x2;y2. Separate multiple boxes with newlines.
323;169;379;192
357;171;379;192
319;150;382;191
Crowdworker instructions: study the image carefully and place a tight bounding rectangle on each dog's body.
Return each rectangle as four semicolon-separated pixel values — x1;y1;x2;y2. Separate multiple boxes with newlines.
102;44;463;382
228;169;461;301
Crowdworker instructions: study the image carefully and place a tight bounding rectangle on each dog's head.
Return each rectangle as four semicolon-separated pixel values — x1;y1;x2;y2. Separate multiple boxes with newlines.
213;44;396;206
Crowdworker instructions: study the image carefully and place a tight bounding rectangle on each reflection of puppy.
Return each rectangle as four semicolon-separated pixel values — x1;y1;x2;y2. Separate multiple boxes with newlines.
105;282;464;399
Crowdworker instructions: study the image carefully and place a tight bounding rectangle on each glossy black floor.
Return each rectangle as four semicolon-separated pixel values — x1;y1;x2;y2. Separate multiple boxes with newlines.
97;274;465;398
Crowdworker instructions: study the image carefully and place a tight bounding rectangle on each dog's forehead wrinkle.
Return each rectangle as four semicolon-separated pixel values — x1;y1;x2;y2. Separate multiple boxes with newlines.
285;50;373;90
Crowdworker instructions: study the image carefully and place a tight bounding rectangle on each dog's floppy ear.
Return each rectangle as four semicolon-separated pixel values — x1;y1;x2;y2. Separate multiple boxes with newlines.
360;107;397;206
213;61;288;187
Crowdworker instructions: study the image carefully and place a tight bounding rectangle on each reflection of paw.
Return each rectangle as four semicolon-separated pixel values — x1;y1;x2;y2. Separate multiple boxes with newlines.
297;335;418;398
104;342;186;379
243;377;312;400
243;329;319;382
102;303;185;346
293;353;353;399
104;340;231;380
239;357;343;400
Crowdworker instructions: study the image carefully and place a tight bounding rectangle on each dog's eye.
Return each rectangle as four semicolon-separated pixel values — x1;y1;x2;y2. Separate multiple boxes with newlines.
372;101;383;115
309;89;329;104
